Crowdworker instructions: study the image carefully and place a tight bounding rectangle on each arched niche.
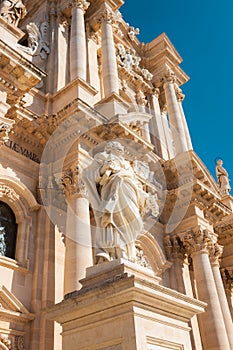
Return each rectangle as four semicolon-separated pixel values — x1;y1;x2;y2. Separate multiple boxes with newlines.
0;176;40;271
136;231;171;277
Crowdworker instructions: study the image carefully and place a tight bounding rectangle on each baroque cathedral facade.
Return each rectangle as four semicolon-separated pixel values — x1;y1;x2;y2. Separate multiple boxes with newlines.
0;0;233;349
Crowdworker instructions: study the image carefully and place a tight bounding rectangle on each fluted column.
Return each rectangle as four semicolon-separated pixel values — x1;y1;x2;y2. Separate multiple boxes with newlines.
99;7;119;96
70;0;90;81
209;244;233;348
175;86;193;150
62;163;93;295
182;227;230;350
163;70;188;155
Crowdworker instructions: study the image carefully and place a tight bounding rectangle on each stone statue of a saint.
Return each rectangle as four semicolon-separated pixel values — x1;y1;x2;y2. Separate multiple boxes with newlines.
83;141;149;263
0;0;26;27
216;159;231;195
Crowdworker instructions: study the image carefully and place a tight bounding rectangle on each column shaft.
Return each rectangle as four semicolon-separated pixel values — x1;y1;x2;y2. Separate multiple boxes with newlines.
212;264;233;348
192;251;230;350
178;101;193;150
101;17;119;96
70;4;88;81
64;195;93;295
163;80;188;154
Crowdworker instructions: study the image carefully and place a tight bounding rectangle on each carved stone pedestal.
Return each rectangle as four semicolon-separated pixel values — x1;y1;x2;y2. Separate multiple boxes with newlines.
47;259;206;350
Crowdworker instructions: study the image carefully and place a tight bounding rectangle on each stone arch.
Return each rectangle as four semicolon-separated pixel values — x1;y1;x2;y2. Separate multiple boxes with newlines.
136;232;171;276
0;176;40;269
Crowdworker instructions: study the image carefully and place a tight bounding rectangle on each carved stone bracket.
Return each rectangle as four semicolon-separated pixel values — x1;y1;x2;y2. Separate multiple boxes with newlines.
164;235;186;260
61;162;88;198
181;227;213;255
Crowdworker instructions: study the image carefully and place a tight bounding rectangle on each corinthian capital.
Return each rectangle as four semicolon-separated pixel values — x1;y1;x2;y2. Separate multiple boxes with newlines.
97;8;120;25
61;162;88;198
182;227;213;255
162;68;177;84
71;0;90;12
209;242;223;265
175;85;185;102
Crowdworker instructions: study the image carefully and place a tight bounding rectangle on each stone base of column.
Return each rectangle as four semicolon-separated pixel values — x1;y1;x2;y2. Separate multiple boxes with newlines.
47;259;206;350
51;77;98;114
95;93;129;119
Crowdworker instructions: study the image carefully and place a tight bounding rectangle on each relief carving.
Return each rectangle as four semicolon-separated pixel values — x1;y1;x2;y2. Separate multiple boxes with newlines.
0;0;26;27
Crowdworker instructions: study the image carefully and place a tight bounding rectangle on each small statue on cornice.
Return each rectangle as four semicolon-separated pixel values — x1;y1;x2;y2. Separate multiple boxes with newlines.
127;25;139;41
0;0;26;27
216;158;231;195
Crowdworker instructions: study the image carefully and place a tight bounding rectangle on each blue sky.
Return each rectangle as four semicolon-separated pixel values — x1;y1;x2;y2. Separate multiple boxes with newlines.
121;0;233;184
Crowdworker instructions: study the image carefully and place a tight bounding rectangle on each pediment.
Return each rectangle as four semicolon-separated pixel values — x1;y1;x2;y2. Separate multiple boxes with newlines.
0;285;34;322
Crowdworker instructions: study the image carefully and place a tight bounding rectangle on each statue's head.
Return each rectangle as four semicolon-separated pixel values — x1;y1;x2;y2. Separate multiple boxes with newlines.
105;141;124;156
216;159;223;166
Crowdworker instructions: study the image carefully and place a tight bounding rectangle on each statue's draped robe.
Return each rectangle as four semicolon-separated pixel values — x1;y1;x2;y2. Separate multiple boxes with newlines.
83;151;147;260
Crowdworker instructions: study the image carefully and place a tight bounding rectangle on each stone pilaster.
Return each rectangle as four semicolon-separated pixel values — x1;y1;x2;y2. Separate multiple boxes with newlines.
221;268;233;320
98;7;119;96
182;227;231;350
149;88;169;159
70;0;90;81
163;70;188;155
164;235;203;349
0;91;14;145
209;243;233;348
136;89;150;142
175;85;193;150
62;162;93;295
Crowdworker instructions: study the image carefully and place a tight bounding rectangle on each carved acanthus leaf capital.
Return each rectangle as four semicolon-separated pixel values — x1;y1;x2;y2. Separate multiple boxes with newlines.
97;8;120;25
71;0;90;12
162;69;177;85
181;227;213;255
153;87;160;99
209;242;223;265
164;235;186;260
175;85;185;102
61;162;88;198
